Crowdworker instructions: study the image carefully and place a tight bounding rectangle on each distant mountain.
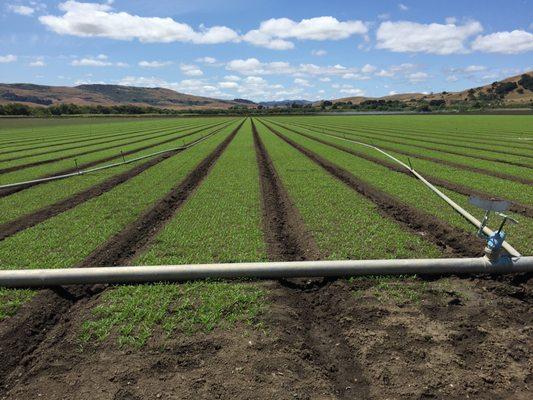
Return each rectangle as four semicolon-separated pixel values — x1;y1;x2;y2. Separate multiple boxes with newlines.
232;98;256;105
321;71;533;107
259;99;313;107
0;83;251;110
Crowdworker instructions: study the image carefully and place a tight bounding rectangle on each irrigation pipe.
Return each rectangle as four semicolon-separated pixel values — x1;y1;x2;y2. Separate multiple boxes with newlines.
0;256;531;287
0;121;236;190
264;120;522;258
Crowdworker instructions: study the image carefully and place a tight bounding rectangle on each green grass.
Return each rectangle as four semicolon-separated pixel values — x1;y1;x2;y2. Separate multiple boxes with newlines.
0;288;35;320
80;119;268;347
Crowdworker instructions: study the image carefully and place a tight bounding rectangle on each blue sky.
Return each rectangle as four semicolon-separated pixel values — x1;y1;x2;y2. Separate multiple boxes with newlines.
0;0;532;101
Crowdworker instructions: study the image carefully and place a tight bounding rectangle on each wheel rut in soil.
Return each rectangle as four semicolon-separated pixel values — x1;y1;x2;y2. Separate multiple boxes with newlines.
0;125;230;242
272;122;533;218
0;120;243;392
252;119;370;399
0;121;229;196
259;120;485;258
293;122;533;170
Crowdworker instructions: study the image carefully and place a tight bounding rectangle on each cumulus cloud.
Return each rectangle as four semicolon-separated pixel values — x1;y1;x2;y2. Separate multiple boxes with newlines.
471;30;533;54
71;54;127;67
398;3;409;11
376;20;482;54
39;1;239;44
180;64;203;76
243;16;368;50
7;4;35;15
29;59;46;67
196;56;217;64
139;60;172;68
218;81;239;89
294;78;312;87
408;72;429;83
311;49;327;56
339;86;365;96
0;54;17;63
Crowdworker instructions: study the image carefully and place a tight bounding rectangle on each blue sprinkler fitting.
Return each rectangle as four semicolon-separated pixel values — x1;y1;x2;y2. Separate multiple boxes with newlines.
487;230;506;253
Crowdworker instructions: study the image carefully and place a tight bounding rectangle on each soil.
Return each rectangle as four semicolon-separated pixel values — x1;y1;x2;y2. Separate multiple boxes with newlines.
278;123;533;218
0;119;530;399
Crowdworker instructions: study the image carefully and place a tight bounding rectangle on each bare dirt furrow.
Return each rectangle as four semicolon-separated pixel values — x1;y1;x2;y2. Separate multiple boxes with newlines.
0;120;243;392
292;122;533;169
279;121;533;186
260;120;485;258
0;121;230;199
252;119;370;399
273;121;533;218
0;121;221;175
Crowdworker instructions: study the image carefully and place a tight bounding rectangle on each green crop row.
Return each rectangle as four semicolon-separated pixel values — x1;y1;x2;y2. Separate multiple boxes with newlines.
284;119;532;180
288;120;533;168
260;120;532;255
0;121;238;225
0;119;231;187
81;118;267;347
269;120;533;207
0;121;240;319
255;120;442;260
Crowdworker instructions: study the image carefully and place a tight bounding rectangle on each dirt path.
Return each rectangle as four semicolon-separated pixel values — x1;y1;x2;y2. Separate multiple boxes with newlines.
253;120;370;398
0;121;243;392
271;121;533;218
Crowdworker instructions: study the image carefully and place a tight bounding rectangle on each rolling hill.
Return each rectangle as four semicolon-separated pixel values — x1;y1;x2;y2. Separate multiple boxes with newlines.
0;83;251;110
321;71;533;107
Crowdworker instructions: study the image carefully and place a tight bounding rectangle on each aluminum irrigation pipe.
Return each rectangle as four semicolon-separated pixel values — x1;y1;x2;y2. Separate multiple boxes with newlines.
0;256;532;287
0;121;236;190
268;121;522;258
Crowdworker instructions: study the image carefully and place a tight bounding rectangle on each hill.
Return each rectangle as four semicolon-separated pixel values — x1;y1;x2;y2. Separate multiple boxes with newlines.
0;83;252;110
321;72;533;107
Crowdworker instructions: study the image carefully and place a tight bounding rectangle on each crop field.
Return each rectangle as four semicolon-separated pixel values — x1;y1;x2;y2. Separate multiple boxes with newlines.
0;115;531;399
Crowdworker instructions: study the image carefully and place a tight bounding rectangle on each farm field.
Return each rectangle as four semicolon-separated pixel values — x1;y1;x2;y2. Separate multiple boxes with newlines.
0;115;531;399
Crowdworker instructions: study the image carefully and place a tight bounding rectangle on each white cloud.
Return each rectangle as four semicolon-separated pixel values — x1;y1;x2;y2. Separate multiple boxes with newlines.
377;13;391;20
376;20;482;54
29;60;46;67
445;17;457;24
294;78;312;87
7;4;35;15
446;75;459;82
139;60;172;68
388;90;398;95
196;56;217;64
361;63;376;74
0;54;17;63
218;81;239;89
71;55;127;67
311;49;327;56
471;30;533;54
226;58;293;75
463;65;486;72
223;75;241;81
398;3;408;11
408;72;428;83
243;16;368;50
39;1;239;44
180;64;203;76
319;77;331;82
339;87;365;96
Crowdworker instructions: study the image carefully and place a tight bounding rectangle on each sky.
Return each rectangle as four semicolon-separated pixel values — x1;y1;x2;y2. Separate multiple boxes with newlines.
0;0;532;101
